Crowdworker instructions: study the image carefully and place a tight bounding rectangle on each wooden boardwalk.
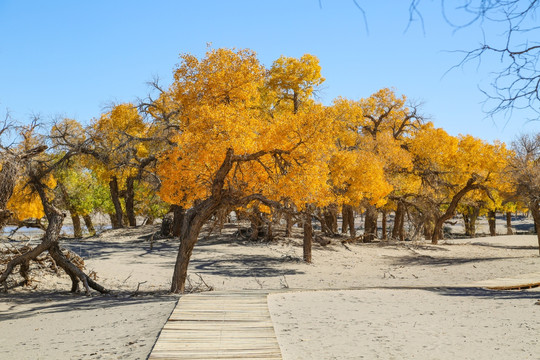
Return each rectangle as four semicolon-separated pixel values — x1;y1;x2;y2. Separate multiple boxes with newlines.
149;291;282;359
468;272;540;290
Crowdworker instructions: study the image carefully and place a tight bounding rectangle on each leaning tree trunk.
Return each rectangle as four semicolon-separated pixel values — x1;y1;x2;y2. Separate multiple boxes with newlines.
303;212;313;263
70;212;83;238
488;210;496;236
109;176;124;228
125;176;136;227
506;212;513;235
171;199;219;293
83;214;96;236
432;178;482;244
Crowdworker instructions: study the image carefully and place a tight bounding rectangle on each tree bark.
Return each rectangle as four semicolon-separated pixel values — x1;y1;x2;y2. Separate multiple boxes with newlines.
364;205;378;242
462;206;480;237
171;199;219;293
109;176;124;228
125;176;136;227
381;210;387;240
529;200;540;256
83;215;95;236
342;204;349;234
285;212;293;237
71;212;83;238
171;205;185;237
506;212;513;235
342;205;355;237
488;210;496;236
392;202;405;241
303;212;312;263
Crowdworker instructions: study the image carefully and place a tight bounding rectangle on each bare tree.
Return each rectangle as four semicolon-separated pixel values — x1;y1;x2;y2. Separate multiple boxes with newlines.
511;132;540;254
1;124;109;294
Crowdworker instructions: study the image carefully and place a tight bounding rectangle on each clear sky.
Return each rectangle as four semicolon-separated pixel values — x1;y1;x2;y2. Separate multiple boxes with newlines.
1;0;538;144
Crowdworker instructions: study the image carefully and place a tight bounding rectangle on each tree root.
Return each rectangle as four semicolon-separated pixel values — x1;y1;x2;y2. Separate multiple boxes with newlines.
0;242;109;295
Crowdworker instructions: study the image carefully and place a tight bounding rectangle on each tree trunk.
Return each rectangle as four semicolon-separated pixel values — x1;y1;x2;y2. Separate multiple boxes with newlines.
506;212;513;235
171;199;219;293
172;205;185;237
108;213;118;228
285;212;293;237
83;215;96;236
70;212;82;238
392;202;405;241
529;201;540;256
125;176;136;227
431;179;483;244
342;205;355;237
463;206;480;237
325;205;338;233
303;212;312;263
249;206;263;241
109;176;124;228
0;182;108;294
342;204;349;234
488;210;496;236
381;210;387;240
364;205;378;242
0;161;17;229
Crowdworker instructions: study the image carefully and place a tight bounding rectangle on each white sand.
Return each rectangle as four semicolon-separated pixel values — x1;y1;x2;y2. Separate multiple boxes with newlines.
268;289;540;359
0;221;539;359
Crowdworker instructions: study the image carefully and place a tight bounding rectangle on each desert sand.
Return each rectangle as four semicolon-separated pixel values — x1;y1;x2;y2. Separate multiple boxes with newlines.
0;216;539;359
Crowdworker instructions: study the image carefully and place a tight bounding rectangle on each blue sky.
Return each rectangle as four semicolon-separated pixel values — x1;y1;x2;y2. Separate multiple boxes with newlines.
0;0;538;143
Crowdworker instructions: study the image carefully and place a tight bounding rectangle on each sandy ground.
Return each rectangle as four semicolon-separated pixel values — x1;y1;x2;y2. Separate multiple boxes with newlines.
268;288;540;360
0;216;539;359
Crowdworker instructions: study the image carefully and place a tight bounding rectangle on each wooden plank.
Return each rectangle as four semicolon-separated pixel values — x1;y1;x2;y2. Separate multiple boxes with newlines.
468;272;540;290
149;291;282;359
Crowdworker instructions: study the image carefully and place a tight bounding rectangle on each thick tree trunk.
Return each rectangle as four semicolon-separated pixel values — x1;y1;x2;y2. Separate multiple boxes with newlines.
249;207;263;241
108;213;118;228
463;206;480;237
324;205;338;233
171;199;219;293
342;205;349;234
488;210;496;236
506;212;513;235
342;205;355;237
125;177;136;227
83;215;96;235
392;202;405;241
364;205;378;242
172;205;185;237
303;212;312;263
70;212;83;238
109;176;124;228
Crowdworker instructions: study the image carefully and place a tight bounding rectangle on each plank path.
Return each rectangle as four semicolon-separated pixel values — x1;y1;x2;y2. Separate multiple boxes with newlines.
149;291;282;359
